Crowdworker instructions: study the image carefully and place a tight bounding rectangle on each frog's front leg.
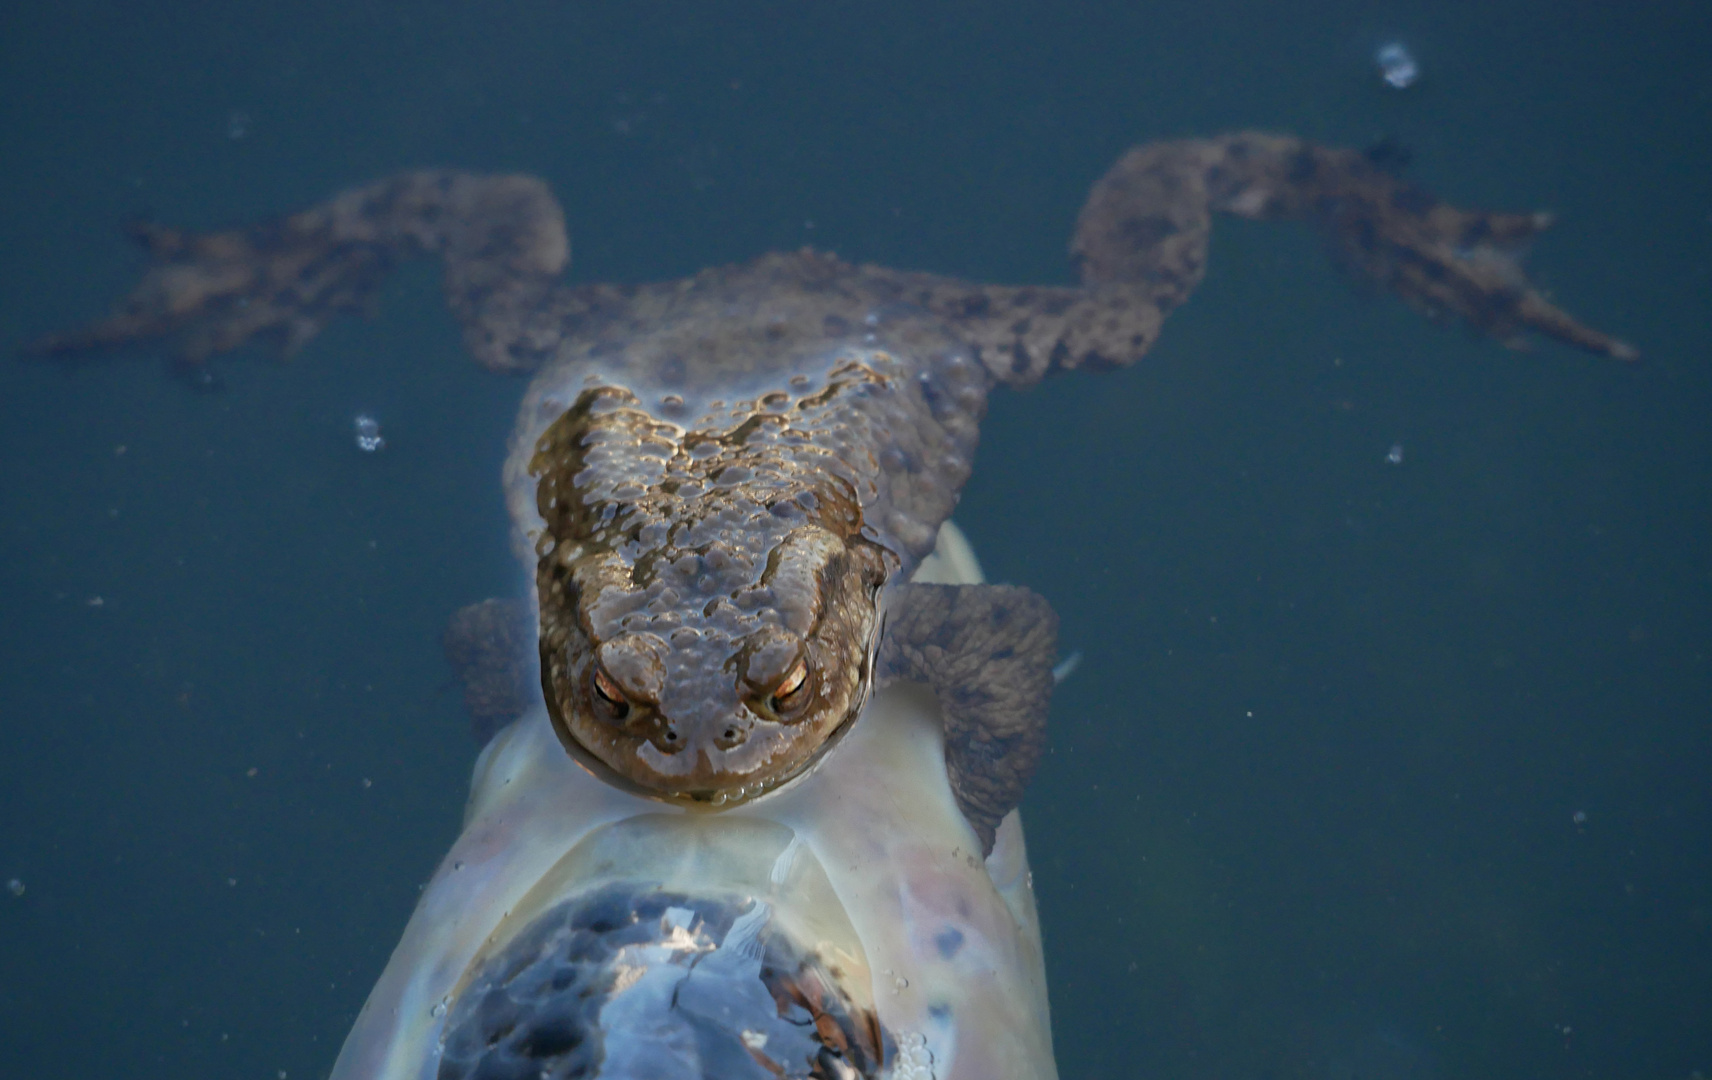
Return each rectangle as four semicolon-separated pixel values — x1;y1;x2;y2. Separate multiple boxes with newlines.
878;583;1059;855
443;598;536;746
26;170;583;373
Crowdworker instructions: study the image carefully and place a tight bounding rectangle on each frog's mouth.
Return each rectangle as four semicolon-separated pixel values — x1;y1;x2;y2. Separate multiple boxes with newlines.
545;675;875;810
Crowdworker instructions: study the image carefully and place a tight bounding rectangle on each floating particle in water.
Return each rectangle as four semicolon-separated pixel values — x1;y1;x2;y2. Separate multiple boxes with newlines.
6;878;23;897
1386;442;1405;465
354;414;386;452
1052;651;1083;684
1572;809;1588;825
226;110;250;140
1376;42;1420;89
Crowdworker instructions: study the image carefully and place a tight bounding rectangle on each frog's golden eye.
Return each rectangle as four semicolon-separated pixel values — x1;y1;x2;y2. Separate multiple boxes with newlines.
591;665;630;721
769;658;810;715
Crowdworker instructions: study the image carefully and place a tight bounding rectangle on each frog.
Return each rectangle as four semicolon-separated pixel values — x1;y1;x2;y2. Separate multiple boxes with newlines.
30;130;1631;1080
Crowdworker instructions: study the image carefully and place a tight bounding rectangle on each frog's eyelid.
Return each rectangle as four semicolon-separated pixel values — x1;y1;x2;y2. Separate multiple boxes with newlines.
773;658;809;701
591;666;631;719
592;667;622;701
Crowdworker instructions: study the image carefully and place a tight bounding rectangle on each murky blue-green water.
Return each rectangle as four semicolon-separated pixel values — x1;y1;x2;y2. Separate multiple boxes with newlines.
2;3;1706;1078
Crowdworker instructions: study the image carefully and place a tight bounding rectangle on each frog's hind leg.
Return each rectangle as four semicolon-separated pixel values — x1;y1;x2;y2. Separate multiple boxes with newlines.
889;131;1633;386
25;171;587;375
1073;131;1637;361
878;583;1059;855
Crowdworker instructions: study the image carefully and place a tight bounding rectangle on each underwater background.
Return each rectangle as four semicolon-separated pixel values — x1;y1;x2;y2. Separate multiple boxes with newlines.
1;2;1707;1078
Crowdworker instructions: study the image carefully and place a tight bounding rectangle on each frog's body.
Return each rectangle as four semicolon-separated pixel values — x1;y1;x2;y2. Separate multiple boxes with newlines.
31;130;1629;1080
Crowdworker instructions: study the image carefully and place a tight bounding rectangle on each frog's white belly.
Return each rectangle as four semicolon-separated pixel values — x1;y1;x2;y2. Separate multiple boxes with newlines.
328;525;1057;1080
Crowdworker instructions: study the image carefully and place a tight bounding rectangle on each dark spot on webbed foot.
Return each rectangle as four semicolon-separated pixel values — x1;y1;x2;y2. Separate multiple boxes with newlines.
1119;214;1178;249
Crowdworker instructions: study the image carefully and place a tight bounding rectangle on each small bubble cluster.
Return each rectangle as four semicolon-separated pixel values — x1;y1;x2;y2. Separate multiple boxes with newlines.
1376;43;1420;89
354;414;386;452
891;1031;935;1079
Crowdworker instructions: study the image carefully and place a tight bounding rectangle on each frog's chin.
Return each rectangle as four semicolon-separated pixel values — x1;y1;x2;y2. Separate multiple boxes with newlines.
548;697;868;810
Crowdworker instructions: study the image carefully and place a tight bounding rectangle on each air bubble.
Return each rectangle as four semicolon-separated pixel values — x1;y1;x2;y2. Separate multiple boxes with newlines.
354;414;386;452
1376;43;1419;89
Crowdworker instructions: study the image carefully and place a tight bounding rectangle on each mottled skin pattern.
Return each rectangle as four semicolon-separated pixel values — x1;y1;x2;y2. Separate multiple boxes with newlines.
30;132;1633;853
878;584;1058;848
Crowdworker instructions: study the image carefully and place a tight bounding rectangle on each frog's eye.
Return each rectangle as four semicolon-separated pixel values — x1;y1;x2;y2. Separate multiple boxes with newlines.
769;658;811;716
591;665;631;721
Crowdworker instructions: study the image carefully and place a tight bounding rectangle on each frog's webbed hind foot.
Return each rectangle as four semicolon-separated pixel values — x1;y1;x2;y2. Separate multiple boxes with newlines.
26;171;574;374
1074;132;1637;362
879;583;1059;855
898;131;1633;386
444;598;538;746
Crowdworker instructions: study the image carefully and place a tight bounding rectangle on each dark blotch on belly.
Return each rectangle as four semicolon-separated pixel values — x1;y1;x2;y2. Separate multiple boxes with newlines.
934;926;966;959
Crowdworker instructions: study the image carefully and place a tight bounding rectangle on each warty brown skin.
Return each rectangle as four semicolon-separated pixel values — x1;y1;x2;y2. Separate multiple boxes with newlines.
27;132;1634;846
503;256;1001;806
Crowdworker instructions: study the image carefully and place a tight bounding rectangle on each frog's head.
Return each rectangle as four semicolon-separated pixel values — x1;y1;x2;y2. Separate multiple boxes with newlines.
536;522;890;804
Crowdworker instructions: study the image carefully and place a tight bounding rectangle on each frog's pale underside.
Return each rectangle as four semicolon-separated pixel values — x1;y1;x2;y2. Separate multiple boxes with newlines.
31;132;1632;854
